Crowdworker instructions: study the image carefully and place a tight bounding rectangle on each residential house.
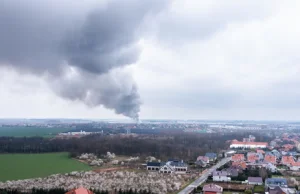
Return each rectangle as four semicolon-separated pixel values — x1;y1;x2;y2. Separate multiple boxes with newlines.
265;178;288;188
264;155;277;164
203;184;223;194
266;163;277;173
248;177;263;185
256;153;264;160
271;150;281;158
225;168;239;177
195;159;207;168
197;156;210;164
225;150;236;157
147;162;161;171
213;171;231;182
159;160;188;174
65;187;94;194
247;153;259;163
269;186;298;194
290;162;300;171
232;161;247;170
232;154;245;162
282;156;295;166
205;153;217;162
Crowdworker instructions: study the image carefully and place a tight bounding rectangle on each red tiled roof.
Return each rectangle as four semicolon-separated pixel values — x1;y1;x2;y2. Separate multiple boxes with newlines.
247;155;258;162
282;156;295;165
264;155;276;164
203;184;223;192
292;162;300;167
232;154;245;162
66;187;94;194
232;161;247;169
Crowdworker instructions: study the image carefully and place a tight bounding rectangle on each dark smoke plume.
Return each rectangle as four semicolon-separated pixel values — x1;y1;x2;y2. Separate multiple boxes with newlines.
0;0;169;120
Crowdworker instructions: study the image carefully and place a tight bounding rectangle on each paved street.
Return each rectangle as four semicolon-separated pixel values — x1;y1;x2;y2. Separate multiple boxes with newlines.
178;157;231;194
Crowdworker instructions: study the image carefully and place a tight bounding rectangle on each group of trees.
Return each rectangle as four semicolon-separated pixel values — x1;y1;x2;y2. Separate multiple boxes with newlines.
0;188;151;194
232;167;272;181
0;132;273;160
0;188;67;194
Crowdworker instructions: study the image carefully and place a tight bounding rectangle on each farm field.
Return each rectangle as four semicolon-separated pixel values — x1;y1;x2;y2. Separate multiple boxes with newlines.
0;126;70;137
0;152;91;181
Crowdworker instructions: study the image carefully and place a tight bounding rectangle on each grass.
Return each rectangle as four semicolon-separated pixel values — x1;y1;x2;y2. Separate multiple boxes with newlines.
0;152;92;181
0;126;70;137
253;185;265;193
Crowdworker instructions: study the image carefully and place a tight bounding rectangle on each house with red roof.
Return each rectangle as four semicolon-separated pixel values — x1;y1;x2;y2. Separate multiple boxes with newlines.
247;154;259;163
264;155;276;164
203;184;223;194
231;154;245;162
232;161;247;170
197;156;210;164
65;187;94;194
290;162;300;171
281;156;295;166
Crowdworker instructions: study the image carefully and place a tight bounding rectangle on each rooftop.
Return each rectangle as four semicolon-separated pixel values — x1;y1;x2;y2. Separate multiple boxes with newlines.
65;187;94;194
232;154;245;161
248;177;263;183
203;184;223;192
213;171;228;177
147;162;161;167
264;155;276;164
205;153;217;158
282;156;295;165
266;178;288;186
197;156;209;161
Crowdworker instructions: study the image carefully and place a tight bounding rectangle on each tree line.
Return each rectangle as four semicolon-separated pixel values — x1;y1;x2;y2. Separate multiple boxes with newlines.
0;188;152;194
0;132;273;160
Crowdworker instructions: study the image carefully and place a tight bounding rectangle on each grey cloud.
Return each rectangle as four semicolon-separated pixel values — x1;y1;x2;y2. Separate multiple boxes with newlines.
51;69;140;119
0;0;169;120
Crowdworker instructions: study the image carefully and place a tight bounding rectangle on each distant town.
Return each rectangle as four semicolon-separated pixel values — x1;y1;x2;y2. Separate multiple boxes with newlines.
0;119;299;194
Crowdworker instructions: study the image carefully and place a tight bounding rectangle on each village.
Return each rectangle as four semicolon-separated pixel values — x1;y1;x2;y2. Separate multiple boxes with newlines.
1;132;300;194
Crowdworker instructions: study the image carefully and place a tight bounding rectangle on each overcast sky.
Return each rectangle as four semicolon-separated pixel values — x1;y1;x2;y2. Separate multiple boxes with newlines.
1;0;300;120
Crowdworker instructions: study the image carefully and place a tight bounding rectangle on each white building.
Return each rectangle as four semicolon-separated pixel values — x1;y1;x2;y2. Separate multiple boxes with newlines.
213;171;231;182
230;140;268;149
147;160;188;174
159;160;188;174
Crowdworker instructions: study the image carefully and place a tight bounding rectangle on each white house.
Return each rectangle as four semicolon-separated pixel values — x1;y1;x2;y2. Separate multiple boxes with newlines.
158;160;188;174
213;171;231;182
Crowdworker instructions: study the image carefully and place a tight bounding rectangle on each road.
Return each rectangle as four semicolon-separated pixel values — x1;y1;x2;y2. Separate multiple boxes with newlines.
178;157;231;194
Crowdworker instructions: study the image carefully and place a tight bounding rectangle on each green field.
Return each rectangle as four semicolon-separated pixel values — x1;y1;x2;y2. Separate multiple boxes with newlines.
0;127;70;137
0;152;91;181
